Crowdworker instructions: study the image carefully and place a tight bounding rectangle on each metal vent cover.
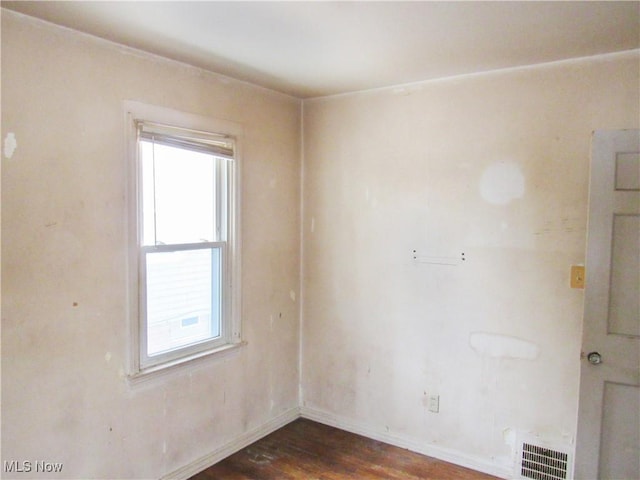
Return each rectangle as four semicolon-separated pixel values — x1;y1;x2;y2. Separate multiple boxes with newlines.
515;435;574;480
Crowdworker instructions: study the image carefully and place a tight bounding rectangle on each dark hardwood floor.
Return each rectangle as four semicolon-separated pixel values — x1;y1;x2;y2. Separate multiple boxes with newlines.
189;419;501;480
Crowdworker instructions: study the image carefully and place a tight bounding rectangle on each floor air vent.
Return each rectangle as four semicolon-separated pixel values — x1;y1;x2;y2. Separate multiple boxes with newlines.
518;442;571;480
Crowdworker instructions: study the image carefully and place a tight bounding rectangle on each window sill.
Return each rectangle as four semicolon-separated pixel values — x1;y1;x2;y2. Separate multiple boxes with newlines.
127;341;247;387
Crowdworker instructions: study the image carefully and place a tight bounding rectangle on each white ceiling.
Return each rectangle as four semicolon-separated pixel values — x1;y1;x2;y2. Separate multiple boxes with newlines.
3;1;639;98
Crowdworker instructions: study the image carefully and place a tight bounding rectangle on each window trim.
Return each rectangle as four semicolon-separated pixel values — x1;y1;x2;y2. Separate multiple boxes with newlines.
124;101;243;380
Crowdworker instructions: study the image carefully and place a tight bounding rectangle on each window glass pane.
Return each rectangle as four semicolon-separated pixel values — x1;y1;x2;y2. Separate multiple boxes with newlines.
145;247;222;356
140;140;216;245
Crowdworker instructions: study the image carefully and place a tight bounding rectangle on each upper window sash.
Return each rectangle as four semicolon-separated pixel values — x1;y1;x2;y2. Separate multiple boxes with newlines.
137;128;232;247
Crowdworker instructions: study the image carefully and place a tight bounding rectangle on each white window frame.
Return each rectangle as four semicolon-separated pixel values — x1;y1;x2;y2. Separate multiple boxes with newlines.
125;101;243;379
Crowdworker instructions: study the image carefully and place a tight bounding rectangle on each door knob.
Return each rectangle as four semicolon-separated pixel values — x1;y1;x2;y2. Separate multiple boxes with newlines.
587;351;603;365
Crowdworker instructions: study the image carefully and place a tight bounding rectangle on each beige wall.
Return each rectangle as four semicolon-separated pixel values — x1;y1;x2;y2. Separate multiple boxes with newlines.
1;11;300;479
3;7;640;480
301;51;639;476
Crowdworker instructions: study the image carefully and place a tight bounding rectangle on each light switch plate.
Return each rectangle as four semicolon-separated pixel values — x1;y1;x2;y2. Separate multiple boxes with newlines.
571;265;585;289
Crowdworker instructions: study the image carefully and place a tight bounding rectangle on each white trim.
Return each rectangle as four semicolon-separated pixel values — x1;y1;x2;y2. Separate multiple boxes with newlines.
228;130;243;344
297;100;305;407
3;9;298;102
304;49;640;102
161;407;300;480
161;404;512;479
123;100;244;379
127;341;246;388
6;10;637;103
300;406;511;480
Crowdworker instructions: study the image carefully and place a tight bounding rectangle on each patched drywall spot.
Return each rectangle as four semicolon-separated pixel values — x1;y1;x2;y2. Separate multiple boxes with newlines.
310;217;315;233
3;132;17;159
503;427;516;447
469;332;539;360
289;290;296;302
105;352;112;363
479;162;525;205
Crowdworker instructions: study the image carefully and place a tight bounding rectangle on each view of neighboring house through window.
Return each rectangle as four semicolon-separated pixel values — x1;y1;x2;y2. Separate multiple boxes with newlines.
135;120;237;371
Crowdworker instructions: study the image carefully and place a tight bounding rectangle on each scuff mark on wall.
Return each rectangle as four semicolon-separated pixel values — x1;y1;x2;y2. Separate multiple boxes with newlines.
4;132;17;159
479;161;525;205
363;186;378;207
533;217;583;236
469;332;539;360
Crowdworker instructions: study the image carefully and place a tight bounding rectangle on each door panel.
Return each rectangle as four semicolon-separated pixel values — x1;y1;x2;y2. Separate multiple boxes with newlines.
599;382;640;480
609;215;640;337
615;152;640;191
575;130;640;479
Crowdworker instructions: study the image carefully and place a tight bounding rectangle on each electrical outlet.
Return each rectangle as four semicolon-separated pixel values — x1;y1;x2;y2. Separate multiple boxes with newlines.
428;395;439;413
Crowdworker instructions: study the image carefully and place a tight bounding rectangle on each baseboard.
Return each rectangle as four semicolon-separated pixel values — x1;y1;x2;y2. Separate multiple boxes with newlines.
163;405;511;480
162;407;300;480
300;405;511;480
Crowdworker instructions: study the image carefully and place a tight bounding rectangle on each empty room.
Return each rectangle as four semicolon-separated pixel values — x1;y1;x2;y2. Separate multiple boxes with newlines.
2;2;639;479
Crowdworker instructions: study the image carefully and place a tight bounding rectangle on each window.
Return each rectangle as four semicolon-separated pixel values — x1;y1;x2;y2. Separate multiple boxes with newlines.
126;103;242;376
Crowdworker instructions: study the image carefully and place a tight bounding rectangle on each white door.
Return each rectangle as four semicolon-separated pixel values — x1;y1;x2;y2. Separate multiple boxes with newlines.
575;130;640;479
